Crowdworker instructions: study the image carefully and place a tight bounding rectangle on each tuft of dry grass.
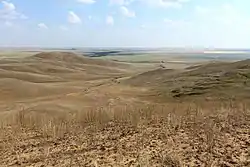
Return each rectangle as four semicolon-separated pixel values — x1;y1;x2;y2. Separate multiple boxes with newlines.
0;103;249;166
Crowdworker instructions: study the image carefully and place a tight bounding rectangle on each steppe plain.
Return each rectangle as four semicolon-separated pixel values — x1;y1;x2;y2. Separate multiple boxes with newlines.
0;48;249;167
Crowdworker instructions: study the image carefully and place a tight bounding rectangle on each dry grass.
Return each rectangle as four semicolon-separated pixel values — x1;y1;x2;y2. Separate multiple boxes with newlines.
0;53;250;166
0;103;249;167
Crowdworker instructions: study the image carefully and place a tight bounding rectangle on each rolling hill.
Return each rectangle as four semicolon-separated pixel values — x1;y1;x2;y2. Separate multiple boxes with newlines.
124;59;250;102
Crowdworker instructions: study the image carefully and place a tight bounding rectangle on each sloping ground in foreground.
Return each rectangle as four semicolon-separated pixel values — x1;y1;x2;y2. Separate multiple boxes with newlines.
0;104;249;166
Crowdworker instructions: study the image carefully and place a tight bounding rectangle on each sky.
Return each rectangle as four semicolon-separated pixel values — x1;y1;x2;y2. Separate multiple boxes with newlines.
0;0;250;48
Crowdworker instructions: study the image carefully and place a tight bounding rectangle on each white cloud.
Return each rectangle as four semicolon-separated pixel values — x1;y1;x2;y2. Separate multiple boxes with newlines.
0;1;27;20
120;6;135;17
106;16;114;25
68;11;82;24
77;0;95;4
141;0;189;8
38;23;48;29
59;25;68;31
109;0;134;5
110;0;124;5
110;0;189;7
2;1;15;11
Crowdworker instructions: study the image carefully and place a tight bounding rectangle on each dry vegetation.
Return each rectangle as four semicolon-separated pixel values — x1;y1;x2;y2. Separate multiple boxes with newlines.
125;60;250;104
0;103;249;166
0;51;250;166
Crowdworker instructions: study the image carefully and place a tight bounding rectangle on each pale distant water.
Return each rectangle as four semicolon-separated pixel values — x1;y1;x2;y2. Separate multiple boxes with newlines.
180;53;250;61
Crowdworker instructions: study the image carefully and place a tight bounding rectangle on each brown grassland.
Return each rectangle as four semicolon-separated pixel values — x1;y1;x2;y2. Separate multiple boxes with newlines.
0;51;249;167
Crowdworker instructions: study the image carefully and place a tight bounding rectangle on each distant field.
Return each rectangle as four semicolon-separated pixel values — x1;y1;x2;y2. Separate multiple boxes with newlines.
0;51;40;58
95;53;202;63
1;48;250;62
93;51;250;63
96;54;174;62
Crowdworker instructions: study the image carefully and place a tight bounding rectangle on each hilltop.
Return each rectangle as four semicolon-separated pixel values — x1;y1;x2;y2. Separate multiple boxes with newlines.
30;52;128;67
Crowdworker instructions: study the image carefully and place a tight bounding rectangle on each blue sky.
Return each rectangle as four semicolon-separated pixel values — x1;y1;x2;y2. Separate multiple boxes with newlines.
0;0;250;48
